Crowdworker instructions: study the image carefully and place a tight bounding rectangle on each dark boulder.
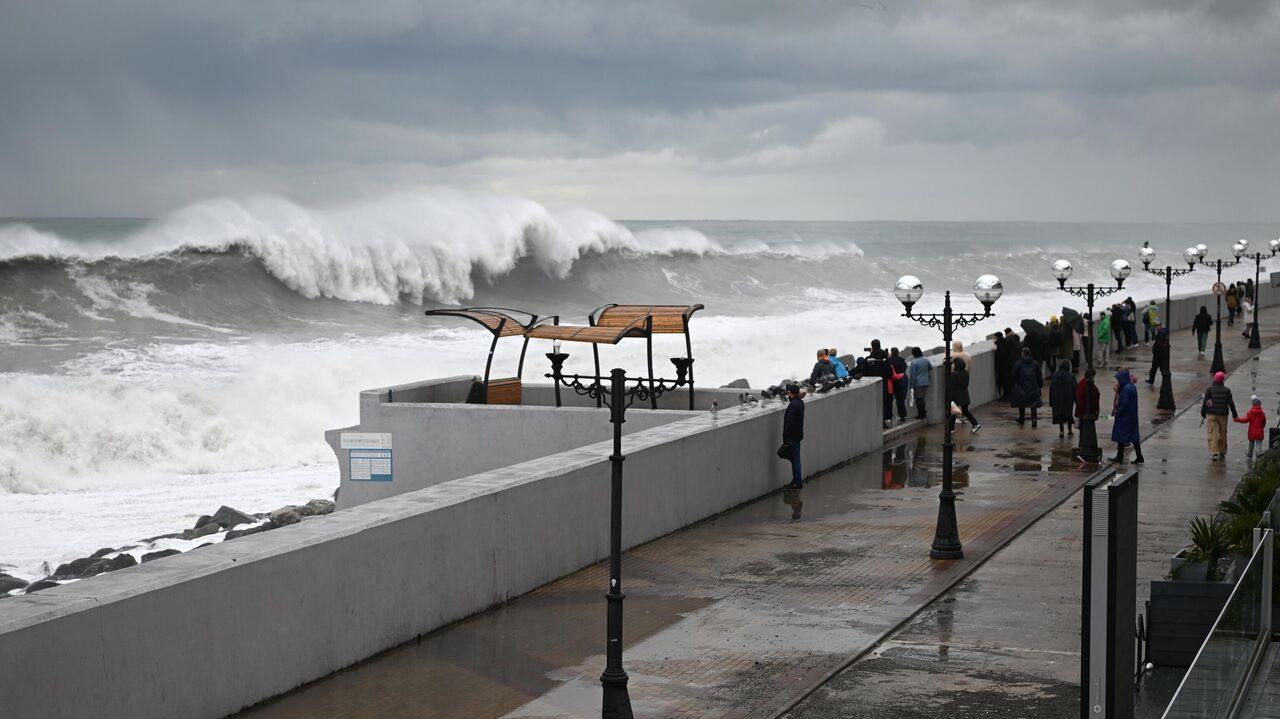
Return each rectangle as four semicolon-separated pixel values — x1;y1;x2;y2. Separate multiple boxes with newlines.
182;522;221;541
299;499;335;517
90;547;116;559
720;378;751;389
270;507;302;526
79;554;137;579
141;549;182;563
0;573;27;595
211;505;256;529
24;579;61;594
224;524;272;542
193;515;214;529
51;557;97;580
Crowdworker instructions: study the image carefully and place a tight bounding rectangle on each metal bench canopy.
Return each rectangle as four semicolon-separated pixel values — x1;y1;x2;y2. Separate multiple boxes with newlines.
422;307;557;403
529;303;704;409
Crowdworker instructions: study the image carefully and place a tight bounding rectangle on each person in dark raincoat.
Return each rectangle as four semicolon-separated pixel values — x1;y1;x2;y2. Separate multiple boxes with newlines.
1049;359;1076;438
949;357;980;433
1000;328;1021;399
1145;324;1170;385
1110;370;1144;464
1010;347;1043;427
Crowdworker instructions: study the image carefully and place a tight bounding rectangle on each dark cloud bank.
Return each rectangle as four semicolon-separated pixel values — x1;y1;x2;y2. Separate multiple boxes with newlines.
2;0;1278;220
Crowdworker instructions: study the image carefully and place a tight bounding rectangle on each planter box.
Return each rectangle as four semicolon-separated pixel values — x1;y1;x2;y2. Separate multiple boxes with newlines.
1148;578;1234;667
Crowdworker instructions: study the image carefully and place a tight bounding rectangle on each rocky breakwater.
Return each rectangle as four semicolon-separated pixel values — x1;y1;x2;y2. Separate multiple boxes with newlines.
1;499;335;600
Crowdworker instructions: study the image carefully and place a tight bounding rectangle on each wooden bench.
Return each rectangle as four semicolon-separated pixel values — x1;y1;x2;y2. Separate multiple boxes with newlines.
485;377;522;405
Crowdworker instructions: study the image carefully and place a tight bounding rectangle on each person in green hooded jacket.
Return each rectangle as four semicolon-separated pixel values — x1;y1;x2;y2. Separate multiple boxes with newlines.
1096;311;1112;367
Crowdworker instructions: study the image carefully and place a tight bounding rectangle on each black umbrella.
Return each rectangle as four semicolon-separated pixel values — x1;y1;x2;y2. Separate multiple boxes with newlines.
1020;318;1048;340
1060;307;1085;335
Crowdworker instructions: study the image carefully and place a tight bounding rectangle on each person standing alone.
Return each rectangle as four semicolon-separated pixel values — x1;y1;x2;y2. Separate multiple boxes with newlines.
1201;371;1238;462
1192;306;1213;358
1010;347;1043;427
782;384;805;488
1049;359;1076;439
1111;371;1145;464
908;347;931;421
1096;311;1112;367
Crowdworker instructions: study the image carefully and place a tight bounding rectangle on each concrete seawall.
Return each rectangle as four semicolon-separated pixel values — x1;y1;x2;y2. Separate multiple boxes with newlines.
0;280;1272;719
0;379;882;719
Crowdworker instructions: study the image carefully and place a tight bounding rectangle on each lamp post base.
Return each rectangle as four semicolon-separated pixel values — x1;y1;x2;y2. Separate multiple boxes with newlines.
1074;419;1103;464
929;495;964;560
1210;342;1226;375
1157;371;1176;410
1249;324;1262;349
600;670;634;719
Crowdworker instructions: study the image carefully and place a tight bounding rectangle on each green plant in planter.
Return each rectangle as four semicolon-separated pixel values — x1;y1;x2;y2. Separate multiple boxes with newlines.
1222;476;1277;552
1186;516;1232;581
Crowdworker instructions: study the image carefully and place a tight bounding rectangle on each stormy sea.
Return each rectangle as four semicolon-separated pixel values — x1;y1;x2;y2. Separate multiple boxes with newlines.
0;189;1269;580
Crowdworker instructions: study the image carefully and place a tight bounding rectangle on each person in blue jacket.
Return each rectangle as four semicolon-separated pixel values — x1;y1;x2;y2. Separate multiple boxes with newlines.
828;348;850;380
1110;370;1145;464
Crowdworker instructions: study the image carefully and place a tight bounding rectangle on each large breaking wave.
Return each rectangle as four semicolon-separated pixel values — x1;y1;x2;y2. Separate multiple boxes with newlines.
0;190;861;307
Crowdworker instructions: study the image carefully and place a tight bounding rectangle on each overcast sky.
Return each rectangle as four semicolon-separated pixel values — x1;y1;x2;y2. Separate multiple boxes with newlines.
2;0;1279;221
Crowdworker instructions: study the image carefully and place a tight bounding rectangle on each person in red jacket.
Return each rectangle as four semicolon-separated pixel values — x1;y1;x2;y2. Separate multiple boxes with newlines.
1234;395;1268;460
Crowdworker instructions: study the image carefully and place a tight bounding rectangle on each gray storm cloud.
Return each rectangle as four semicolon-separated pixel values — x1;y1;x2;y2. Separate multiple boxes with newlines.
1;0;1278;220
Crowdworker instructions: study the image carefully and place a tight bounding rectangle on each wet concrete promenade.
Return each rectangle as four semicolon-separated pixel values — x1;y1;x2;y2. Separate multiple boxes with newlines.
237;319;1280;719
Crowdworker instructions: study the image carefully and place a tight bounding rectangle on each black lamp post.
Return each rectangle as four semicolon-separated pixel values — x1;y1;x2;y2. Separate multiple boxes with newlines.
1049;258;1131;464
1204;244;1244;375
894;273;1002;560
544;353;692;719
1138;244;1199;411
1235;238;1279;350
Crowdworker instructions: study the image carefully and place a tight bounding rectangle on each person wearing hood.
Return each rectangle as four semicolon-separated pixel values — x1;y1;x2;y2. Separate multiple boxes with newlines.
949;357;980;433
828;348;850;380
1235;395;1268;460
1192;306;1213;358
1049;359;1076;439
1010;347;1043;427
1111;371;1144;463
908;346;931;421
1201;371;1239;461
1096;311;1112;367
1226;284;1239;325
1145;323;1170;385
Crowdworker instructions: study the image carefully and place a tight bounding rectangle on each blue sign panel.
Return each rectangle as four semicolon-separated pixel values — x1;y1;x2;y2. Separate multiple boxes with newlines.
349;448;392;482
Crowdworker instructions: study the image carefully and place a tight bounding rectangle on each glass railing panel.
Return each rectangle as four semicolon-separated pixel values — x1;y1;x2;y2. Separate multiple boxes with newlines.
1162;536;1268;719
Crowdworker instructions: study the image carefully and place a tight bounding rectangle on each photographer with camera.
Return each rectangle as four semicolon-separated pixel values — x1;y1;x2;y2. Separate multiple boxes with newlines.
865;339;892;427
781;383;805;489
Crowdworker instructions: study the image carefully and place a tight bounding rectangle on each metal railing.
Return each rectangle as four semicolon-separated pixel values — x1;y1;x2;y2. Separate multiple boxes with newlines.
1162;528;1273;718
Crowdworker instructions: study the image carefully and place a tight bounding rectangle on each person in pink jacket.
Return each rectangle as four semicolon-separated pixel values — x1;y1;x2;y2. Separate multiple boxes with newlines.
1234;395;1268;460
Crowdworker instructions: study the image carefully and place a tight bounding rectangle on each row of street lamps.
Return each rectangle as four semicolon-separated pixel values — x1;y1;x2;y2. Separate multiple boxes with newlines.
892;239;1277;561
555;238;1275;717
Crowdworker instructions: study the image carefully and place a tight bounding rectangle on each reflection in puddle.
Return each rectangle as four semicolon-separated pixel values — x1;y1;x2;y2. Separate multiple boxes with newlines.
879;436;970;490
782;488;804;520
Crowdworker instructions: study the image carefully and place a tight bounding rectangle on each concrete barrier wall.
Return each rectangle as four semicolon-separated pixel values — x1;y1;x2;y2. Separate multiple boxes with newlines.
0;377;882;719
332;399;692;510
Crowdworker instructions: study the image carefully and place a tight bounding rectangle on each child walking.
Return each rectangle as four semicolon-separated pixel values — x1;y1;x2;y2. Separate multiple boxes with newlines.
1235;395;1268;460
